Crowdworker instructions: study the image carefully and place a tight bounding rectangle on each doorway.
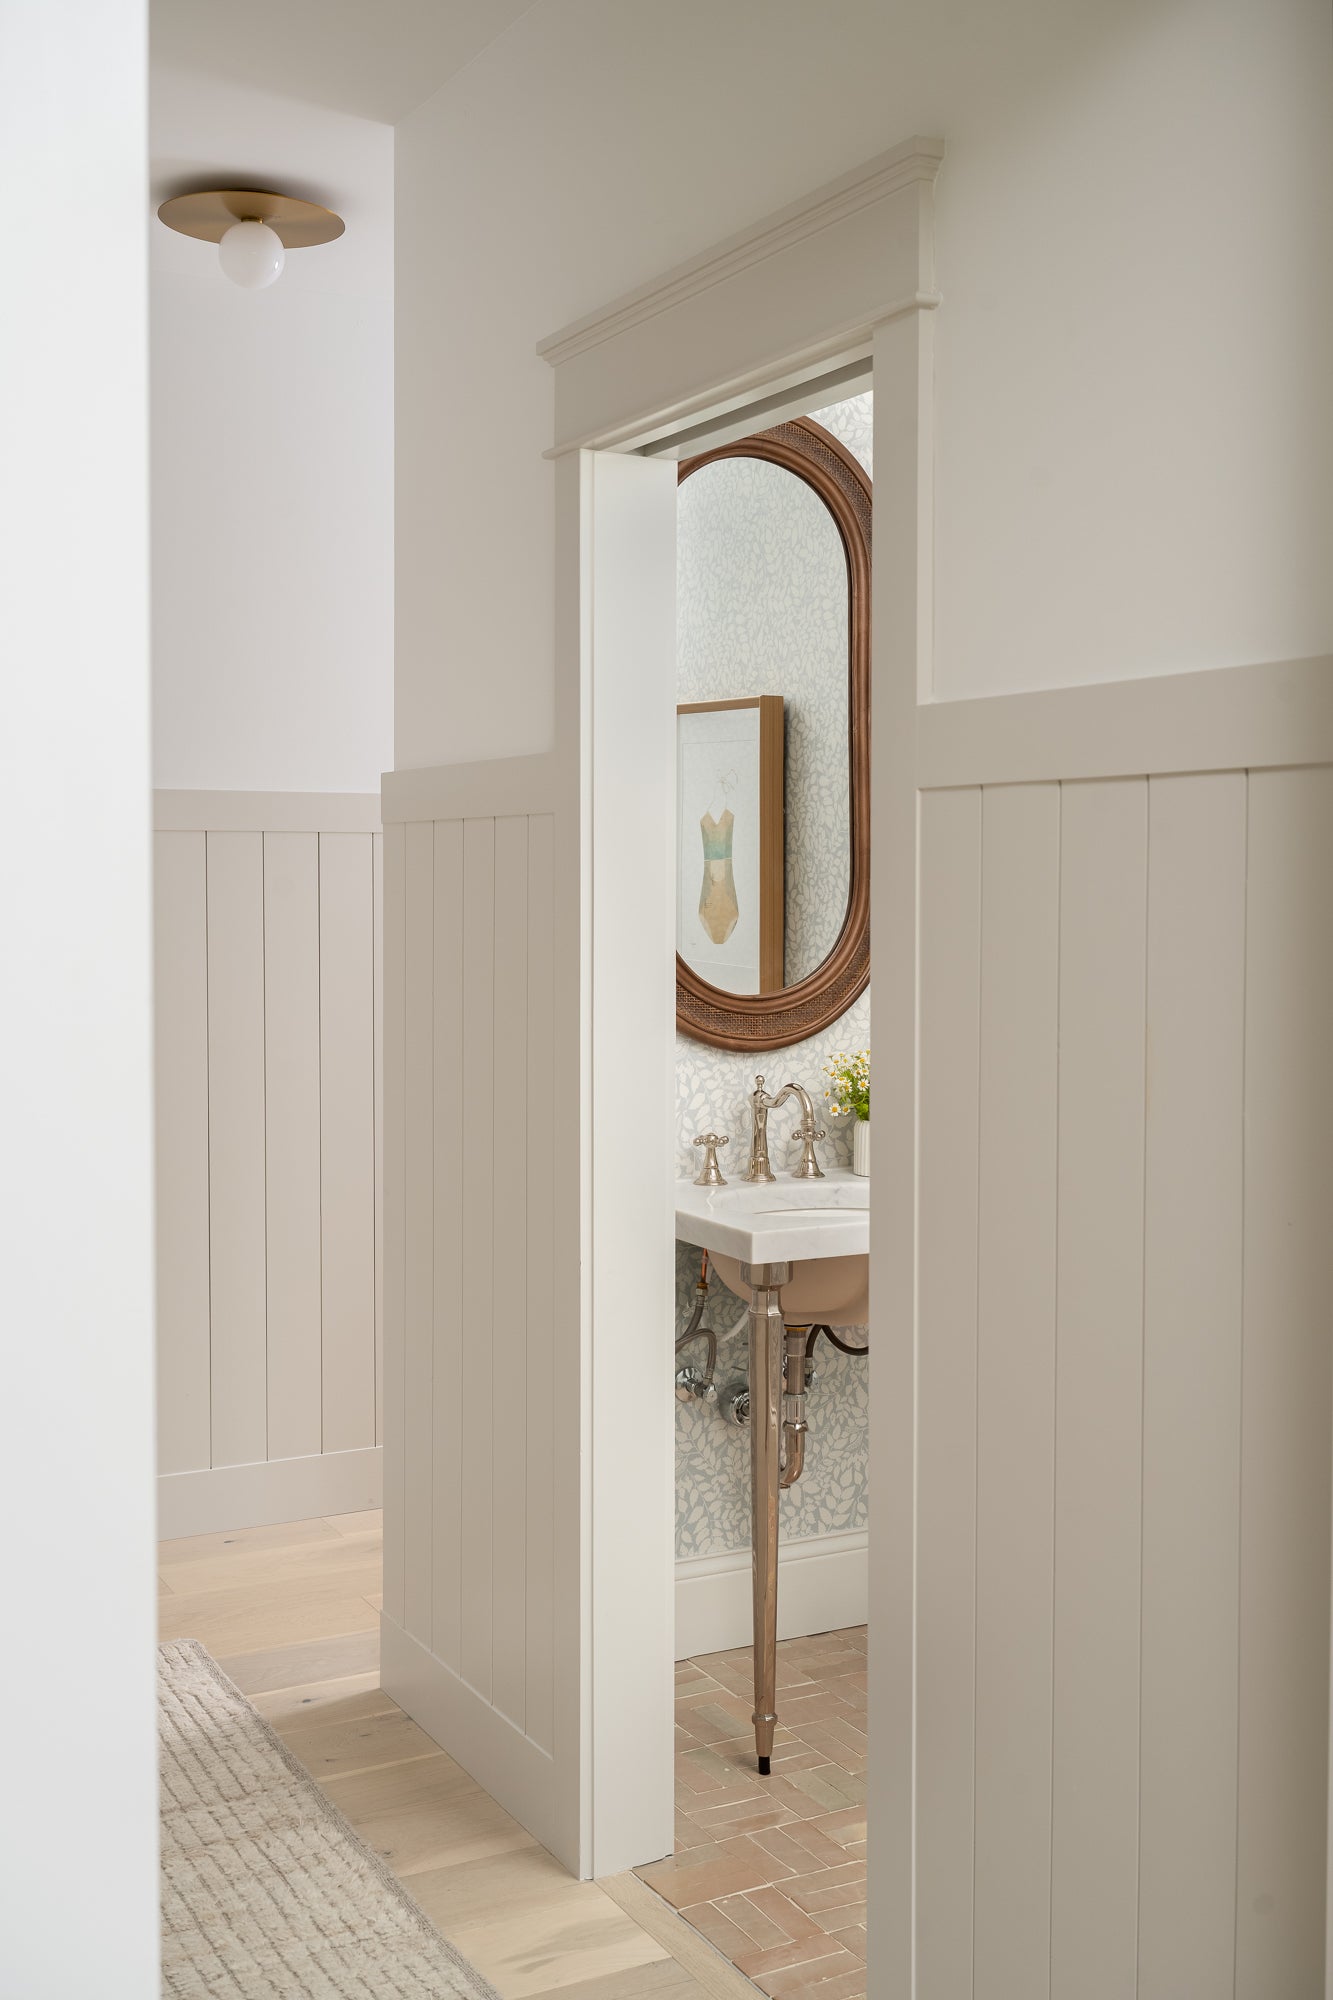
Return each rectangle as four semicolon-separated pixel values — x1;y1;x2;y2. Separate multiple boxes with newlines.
382;148;940;1997
606;388;875;1991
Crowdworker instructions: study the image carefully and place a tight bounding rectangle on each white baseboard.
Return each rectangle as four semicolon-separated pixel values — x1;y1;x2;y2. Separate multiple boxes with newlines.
379;1614;570;1872
674;1527;868;1660
157;1446;382;1539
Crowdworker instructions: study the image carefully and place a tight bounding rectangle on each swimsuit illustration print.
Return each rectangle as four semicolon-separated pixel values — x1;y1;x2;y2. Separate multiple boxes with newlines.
698;806;738;944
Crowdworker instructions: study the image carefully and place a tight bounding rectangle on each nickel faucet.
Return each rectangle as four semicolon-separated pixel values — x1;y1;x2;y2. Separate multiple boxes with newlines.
743;1075;826;1182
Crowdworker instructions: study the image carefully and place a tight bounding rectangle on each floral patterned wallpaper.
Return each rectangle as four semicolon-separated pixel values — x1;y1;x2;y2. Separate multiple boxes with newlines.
674;393;872;1560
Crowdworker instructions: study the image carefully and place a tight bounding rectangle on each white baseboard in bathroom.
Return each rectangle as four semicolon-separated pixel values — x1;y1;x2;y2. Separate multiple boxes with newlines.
674;1527;868;1660
157;1446;382;1539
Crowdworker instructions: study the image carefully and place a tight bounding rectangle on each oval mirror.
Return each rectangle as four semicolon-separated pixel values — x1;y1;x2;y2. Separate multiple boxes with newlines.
675;417;870;1051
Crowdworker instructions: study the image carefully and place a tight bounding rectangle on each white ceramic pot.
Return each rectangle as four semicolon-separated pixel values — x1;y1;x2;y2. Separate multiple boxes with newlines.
853;1119;870;1177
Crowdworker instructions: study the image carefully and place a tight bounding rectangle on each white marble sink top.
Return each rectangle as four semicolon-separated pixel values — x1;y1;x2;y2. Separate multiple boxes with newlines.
675;1169;869;1265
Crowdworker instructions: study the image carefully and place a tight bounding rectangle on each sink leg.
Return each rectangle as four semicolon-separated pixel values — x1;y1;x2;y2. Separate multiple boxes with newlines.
743;1260;788;1776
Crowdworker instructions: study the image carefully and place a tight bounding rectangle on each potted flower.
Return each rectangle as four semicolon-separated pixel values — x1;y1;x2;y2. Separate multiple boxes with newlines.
823;1049;871;1175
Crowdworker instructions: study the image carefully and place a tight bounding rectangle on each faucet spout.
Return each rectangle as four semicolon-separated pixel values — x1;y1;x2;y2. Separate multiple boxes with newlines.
771;1082;826;1179
744;1076;827;1180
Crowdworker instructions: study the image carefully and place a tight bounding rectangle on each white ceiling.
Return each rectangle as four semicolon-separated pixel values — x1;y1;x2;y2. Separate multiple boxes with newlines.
151;0;537;123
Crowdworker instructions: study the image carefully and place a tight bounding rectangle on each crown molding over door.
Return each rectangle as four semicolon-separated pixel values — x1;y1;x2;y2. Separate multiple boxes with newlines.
539;135;943;456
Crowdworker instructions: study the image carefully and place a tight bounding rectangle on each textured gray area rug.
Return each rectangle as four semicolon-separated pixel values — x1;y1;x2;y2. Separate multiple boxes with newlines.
159;1639;500;1999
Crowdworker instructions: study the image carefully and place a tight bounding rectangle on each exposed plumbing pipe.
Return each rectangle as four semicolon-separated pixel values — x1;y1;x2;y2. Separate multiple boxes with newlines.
815;1324;870;1358
780;1323;811;1488
720;1322;868;1472
675;1251;721;1403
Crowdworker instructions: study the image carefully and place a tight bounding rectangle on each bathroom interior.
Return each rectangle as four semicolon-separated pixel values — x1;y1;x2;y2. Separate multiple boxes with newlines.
644;389;874;1975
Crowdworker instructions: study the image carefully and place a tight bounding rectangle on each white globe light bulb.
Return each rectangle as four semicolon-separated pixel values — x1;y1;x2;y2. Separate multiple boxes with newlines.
218;219;285;290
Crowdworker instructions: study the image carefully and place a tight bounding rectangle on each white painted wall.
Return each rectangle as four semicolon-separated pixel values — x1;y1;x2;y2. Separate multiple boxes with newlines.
395;0;1333;765
151;65;393;792
0;0;159;1992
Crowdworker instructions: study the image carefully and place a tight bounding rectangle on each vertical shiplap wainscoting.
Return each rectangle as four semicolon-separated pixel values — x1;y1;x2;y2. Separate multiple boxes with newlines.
377;755;576;1869
154;791;383;1537
379;455;677;1882
908;658;1333;1999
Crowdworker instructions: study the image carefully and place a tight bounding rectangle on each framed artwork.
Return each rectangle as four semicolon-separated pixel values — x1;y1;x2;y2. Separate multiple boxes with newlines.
676;696;784;995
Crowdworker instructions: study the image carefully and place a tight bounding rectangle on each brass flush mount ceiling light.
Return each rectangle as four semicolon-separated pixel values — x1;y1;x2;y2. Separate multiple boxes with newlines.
157;189;345;290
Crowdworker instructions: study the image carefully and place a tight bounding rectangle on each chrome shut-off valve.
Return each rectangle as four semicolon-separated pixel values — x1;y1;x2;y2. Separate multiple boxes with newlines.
675;1253;721;1404
719;1380;751;1426
676;1364;719;1405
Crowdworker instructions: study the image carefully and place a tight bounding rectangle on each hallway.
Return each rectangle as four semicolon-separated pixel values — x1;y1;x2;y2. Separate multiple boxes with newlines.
157;1513;754;1999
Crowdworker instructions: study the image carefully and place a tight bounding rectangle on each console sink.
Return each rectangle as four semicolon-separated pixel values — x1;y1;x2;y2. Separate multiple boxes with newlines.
676;1168;870;1777
676;1171;869;1324
675;1168;869;1265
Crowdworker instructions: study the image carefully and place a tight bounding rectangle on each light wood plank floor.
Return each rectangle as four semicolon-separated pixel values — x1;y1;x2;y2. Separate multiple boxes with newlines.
159;1511;756;2000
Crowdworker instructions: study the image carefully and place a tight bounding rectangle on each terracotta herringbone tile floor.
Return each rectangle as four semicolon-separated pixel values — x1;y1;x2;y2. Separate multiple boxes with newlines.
636;1626;868;1997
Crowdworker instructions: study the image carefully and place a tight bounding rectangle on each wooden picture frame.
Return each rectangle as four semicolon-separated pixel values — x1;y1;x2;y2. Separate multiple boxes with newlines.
675;418;871;1051
677;695;785;995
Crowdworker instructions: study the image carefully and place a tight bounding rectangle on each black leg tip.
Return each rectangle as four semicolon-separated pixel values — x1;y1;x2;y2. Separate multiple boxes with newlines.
758;1755;771;1776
